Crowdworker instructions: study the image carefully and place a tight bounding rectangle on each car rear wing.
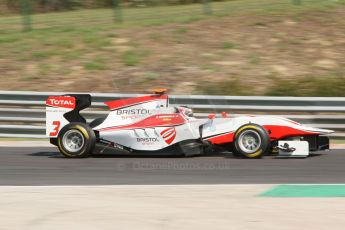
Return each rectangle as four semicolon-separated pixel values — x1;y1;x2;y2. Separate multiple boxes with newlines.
46;94;91;137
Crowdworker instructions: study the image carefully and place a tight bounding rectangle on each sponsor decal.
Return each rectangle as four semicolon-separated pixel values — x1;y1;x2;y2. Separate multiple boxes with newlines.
160;127;176;145
157;114;178;119
120;115;139;120
116;109;150;115
137;137;159;145
137;137;159;142
46;96;75;109
49;121;61;137
117;108;152;120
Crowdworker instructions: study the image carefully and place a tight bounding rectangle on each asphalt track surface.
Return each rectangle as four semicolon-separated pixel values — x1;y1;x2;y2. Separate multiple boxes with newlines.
0;147;345;185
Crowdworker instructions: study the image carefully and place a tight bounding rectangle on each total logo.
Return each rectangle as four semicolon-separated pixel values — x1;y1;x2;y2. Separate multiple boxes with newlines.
46;96;75;109
160;127;176;145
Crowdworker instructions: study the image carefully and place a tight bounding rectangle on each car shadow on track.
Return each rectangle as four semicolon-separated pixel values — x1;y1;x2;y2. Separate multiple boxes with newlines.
28;152;65;158
28;151;233;159
27;151;325;159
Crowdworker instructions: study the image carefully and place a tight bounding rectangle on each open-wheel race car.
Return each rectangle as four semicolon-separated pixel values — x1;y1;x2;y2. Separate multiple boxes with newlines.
46;89;333;158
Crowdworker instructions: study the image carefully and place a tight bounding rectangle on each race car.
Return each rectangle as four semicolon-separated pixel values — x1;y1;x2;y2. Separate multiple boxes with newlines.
46;89;333;158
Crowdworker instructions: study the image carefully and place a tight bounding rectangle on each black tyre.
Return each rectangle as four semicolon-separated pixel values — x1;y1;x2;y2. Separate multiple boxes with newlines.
57;122;96;158
233;124;270;159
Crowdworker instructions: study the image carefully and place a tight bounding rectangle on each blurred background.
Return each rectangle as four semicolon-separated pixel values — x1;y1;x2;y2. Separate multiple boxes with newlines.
0;0;344;96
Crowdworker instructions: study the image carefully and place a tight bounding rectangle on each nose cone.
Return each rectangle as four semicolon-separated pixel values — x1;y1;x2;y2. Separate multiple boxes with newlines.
319;128;335;134
305;127;334;135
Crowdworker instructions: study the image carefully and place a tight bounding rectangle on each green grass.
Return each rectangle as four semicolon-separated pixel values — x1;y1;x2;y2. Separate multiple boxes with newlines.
1;0;343;52
121;51;142;66
84;62;107;70
222;42;238;49
83;33;112;48
199;75;345;96
84;57;108;70
0;0;344;95
55;38;75;49
200;77;251;96
32;50;60;60
1;0;344;33
62;49;85;61
21;74;42;81
265;75;345;97
121;51;140;66
175;27;189;34
148;32;162;41
143;72;159;81
0;34;21;44
38;63;53;75
248;53;261;65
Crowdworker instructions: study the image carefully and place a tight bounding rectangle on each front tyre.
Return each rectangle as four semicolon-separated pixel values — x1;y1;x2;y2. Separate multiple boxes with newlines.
57;123;96;158
233;124;270;159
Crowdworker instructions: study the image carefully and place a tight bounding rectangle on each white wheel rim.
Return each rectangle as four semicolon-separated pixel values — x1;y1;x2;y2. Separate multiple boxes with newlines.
62;129;85;153
238;130;261;154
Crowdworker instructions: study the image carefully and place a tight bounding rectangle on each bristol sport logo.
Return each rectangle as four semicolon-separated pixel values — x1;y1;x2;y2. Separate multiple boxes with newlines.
116;109;150;115
46;96;76;109
137;137;159;142
160;127;176;145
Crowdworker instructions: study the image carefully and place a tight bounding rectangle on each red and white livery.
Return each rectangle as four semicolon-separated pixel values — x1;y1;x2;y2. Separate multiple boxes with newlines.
46;90;333;158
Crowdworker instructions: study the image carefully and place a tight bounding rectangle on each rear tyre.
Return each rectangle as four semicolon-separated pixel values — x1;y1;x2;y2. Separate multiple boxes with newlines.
233;124;270;159
57;123;96;158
